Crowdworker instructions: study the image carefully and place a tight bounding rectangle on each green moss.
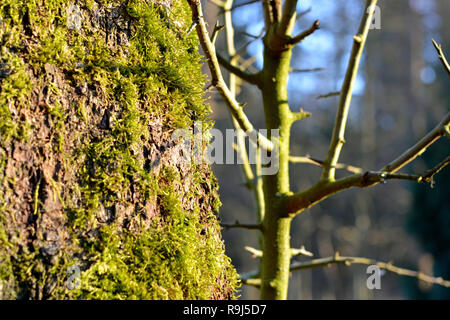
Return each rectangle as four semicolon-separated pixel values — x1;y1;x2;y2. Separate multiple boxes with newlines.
0;52;32;141
0;0;238;299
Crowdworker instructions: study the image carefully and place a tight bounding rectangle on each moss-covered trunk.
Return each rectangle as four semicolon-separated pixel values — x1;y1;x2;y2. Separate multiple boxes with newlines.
0;0;238;299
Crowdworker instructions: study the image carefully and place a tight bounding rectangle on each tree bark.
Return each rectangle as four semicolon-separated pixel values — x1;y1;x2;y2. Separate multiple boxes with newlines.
0;0;237;299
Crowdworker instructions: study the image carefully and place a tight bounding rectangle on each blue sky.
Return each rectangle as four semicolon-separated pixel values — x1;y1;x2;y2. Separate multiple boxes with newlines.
228;0;442;104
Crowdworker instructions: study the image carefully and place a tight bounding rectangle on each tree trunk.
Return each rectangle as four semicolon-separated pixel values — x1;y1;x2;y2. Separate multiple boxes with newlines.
259;38;294;300
0;0;237;299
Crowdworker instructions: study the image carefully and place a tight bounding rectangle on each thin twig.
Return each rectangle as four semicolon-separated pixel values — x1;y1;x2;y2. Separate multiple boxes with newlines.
290;67;324;73
245;246;263;257
316;91;340;99
242;31;262;39
297;7;312;19
432;39;450;76
210;22;225;46
286;134;450;215
289;253;450;288
288;19;320;46
241;252;450;288
232;29;265;59
210;0;225;7
241;277;261;286
187;0;273;151
382;113;450;173
217;54;261;85
421;156;450;182
289;155;363;174
239;56;257;72
290;246;313;257
220;220;263;230
227;0;260;11
321;0;379;181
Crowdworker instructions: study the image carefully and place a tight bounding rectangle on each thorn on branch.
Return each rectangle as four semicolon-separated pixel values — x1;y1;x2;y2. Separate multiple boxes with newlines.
245;246;263;258
353;34;363;43
291;109;311;122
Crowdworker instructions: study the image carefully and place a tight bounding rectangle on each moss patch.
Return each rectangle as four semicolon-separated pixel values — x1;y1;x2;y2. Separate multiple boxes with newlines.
0;0;238;299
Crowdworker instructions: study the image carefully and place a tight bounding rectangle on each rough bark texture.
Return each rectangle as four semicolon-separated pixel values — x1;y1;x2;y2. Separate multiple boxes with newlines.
0;0;238;299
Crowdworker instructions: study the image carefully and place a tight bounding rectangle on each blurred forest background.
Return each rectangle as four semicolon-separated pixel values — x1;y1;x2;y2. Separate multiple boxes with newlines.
203;0;450;299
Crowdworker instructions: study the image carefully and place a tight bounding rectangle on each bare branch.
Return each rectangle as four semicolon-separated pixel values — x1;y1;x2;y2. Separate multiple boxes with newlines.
290;67;324;73
187;0;274;151
228;0;260;11
278;0;298;36
287;19;320;46
210;22;225;46
217;53;261;85
254;144;265;221
233;29;265;59
241;277;261;287
432;39;450;76
297;7;312;19
289;155;323;166
316;91;340;100
421;156;450;183
245;246;263;258
262;0;273;27
287;123;449;215
289;253;450;288
286;111;449;216
321;0;379;181
289;155;363;174
220;220;263;230
239;56;258;72
290;246;313;257
242;31;262;39
382;113;450;173
223;0;266;224
210;0;225;7
271;0;282;23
